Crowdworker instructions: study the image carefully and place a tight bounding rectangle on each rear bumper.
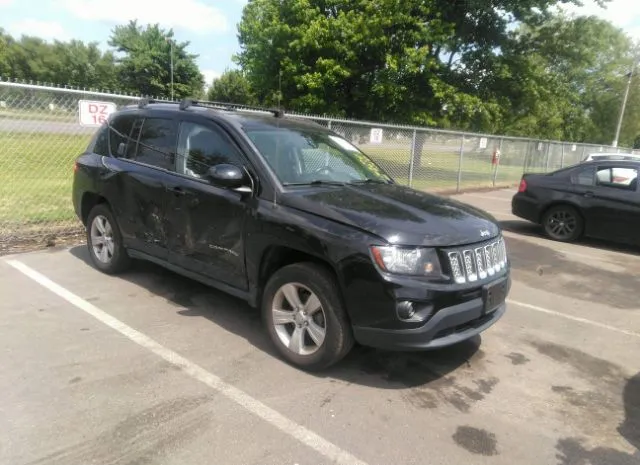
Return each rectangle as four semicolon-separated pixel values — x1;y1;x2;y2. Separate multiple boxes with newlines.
511;194;541;223
352;276;509;351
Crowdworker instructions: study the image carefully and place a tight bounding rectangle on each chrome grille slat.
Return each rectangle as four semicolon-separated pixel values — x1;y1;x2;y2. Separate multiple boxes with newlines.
447;251;466;284
446;237;507;284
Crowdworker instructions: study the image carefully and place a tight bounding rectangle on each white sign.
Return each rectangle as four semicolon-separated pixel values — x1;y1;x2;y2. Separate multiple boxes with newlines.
537;142;544;151
571;144;577;152
479;137;488;149
370;128;383;144
79;100;117;127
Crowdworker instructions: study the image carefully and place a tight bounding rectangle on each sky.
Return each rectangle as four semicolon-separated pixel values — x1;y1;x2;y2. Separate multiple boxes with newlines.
1;0;640;88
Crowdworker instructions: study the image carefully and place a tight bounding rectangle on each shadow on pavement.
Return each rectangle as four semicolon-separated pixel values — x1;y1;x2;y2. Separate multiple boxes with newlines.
69;246;481;390
620;373;640;452
499;220;640;256
555;372;640;465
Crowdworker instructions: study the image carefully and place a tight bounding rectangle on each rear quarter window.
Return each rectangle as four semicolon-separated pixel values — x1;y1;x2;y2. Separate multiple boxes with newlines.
108;114;136;157
89;124;109;156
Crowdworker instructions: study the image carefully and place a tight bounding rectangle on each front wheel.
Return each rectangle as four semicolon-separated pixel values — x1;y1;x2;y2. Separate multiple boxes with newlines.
86;203;131;274
262;262;354;371
542;205;584;242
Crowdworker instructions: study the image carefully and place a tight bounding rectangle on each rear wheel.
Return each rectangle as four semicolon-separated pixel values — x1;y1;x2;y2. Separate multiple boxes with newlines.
86;203;131;274
542;205;584;242
262;262;354;371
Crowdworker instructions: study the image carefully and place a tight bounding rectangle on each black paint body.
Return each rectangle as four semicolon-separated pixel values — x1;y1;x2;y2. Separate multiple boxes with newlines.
73;103;509;350
512;160;640;246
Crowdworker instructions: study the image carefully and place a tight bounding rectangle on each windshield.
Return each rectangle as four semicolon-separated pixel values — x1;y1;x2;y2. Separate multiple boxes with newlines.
244;127;392;186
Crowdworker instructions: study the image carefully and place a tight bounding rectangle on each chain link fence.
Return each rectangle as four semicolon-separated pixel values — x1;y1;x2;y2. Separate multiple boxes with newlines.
0;80;632;248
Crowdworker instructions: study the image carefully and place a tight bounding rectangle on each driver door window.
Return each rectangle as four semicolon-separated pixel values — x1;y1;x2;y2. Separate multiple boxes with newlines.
177;122;244;179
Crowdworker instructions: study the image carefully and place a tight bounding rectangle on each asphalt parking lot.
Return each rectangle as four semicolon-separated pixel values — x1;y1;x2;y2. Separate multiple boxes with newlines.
1;188;639;465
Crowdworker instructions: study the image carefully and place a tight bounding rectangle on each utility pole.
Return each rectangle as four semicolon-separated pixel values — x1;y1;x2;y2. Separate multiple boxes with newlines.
613;60;637;147
166;36;174;100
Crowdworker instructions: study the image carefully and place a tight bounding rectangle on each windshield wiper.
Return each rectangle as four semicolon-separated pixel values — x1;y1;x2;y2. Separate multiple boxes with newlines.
284;180;346;187
349;178;389;185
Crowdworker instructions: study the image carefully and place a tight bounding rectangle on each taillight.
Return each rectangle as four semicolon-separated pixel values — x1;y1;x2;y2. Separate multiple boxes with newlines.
518;178;527;193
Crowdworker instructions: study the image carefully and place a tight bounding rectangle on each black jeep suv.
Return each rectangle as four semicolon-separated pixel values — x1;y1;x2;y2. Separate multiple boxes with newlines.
72;99;510;370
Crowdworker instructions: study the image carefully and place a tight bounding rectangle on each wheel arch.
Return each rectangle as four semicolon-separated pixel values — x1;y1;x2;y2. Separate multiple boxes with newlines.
80;192;109;226
256;245;344;310
539;201;585;224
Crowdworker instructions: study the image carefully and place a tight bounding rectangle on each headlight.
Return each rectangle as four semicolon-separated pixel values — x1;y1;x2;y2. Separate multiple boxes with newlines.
370;246;442;277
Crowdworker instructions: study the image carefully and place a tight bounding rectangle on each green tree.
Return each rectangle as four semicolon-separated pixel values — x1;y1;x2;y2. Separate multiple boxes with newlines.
0;29;11;77
49;40;117;91
235;0;588;133
3;35;57;83
486;14;637;143
108;20;204;98
0;31;117;91
207;69;256;104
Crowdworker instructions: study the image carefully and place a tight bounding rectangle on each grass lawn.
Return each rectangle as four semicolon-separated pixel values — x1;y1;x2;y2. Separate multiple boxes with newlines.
0;108;75;122
0;132;90;237
360;144;526;191
1;131;527;239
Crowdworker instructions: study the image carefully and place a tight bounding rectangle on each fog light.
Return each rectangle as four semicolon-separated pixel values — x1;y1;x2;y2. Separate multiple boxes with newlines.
396;301;416;320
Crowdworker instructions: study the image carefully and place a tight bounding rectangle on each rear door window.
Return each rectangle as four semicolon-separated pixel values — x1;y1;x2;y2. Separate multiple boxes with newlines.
571;166;595;186
130;118;178;170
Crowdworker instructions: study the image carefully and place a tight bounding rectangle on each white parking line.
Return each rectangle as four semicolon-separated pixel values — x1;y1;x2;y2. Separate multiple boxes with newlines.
507;299;640;340
6;259;369;465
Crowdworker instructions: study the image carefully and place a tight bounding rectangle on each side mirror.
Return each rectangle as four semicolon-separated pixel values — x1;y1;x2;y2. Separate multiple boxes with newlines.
207;164;248;190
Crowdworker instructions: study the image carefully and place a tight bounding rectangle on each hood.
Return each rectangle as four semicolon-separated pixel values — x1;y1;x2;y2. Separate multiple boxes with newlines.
280;183;501;247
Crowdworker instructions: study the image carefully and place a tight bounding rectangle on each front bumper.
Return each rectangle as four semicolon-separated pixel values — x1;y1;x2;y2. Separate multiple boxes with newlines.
352;275;510;351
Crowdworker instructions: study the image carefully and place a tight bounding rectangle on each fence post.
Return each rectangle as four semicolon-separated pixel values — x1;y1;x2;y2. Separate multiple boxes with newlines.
408;129;417;188
457;136;465;193
327;119;332;130
581;145;586;162
545;142;552;172
560;143;565;168
492;138;503;187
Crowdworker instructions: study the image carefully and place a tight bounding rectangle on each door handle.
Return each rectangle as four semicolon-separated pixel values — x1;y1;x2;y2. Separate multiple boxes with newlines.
168;186;187;196
584;191;594;198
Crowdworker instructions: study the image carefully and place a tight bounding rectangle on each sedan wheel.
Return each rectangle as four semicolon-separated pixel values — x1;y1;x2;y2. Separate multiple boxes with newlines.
542;205;584;242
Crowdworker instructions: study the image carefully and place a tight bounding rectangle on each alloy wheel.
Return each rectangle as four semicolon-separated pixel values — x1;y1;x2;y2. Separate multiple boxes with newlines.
90;214;115;264
271;283;327;356
546;209;577;240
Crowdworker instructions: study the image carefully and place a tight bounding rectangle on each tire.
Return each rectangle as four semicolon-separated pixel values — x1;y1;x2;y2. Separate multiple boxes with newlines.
542;205;584;242
86;203;131;274
262;262;354;371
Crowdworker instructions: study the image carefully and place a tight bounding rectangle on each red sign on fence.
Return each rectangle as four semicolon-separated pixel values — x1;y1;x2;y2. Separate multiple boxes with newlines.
79;100;117;127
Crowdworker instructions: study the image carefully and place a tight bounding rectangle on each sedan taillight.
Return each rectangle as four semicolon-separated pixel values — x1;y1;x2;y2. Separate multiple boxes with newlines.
518;178;527;193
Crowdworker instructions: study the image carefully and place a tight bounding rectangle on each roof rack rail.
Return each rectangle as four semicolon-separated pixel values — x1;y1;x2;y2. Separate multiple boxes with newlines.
138;97;286;118
188;99;286;117
138;98;167;108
